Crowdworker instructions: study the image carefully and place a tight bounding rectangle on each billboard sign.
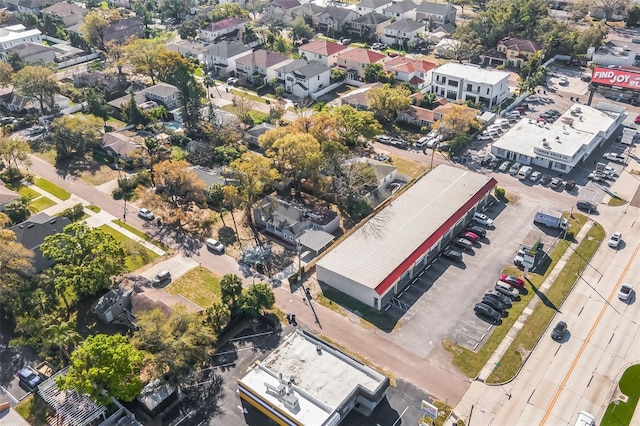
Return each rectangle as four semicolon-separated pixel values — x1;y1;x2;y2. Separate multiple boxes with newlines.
421;400;438;419
591;67;640;90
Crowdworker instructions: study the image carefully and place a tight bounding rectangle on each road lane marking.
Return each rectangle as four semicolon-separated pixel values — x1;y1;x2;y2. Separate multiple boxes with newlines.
540;242;640;425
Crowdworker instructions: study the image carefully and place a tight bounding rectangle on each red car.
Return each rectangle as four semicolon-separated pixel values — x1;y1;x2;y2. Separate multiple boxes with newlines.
500;274;525;289
462;231;479;243
635;114;640;125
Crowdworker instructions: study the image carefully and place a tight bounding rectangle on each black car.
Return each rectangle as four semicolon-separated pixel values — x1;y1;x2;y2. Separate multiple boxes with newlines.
565;180;576;191
474;302;501;323
489;157;501;169
467;225;487;238
551;320;567;341
577;200;597;213
452;238;473;251
481;295;509;312
540;174;552;185
485;290;513;307
442;249;462;262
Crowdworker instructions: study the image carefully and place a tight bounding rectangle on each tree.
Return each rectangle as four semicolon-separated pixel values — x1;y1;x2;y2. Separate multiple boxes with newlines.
84;88;110;125
104;41;127;74
571;0;592;21
173;64;204;131
363;63;388;83
264;132;322;195
210;3;248;21
591;0;630;20
322;105;382;147
290;16;314;44
122;92;149;126
50;114;103;160
205;301;231;332
44;321;82;362
12;66;60;113
156;50;194;83
125;38;166;85
160;0;193;22
227;152;279;222
259;8;285;34
40;222;126;313
435;103;480;137
0;229;34;313
80;10;111;51
233;95;256;128
0;136;30;172
220;274;243;310
56;334;144;404
242;23;259;45
0;61;13;87
4;197;30;224
367;84;411;122
575;23;608;55
239;283;275;318
130;306;217;385
178;16;202;40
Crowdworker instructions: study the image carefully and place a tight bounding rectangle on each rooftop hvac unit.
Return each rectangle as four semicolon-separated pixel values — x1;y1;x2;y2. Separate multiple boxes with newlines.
543;142;550;148
282;392;300;411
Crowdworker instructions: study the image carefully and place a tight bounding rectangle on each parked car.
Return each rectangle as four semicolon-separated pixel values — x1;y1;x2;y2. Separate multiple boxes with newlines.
415;136;429;148
473;212;494;227
500;274;525;289
513;248;525;267
565;180;576;191
18;367;41;390
608;232;622;248
551;321;567;341
619;283;633;301
498;160;511;172
540;174;552;185
576;200;597;213
495;282;521;300
485;290;512;307
474;302;501;323
467;225;486;238
550;177;564;189
226;77;239;86
340;38;352;45
376;135;391;143
588;172;605;182
526;94;540;102
206;238;225;253
152;270;171;286
530;171;542;182
481;295;509;312
374;154;391;162
489;157;501;169
477;134;494;141
509;162;522;175
559;77;569;86
603;152;625;163
453;238;473;250
461;231;479;243
442;249;463;262
635;114;640;125
137;208;155;220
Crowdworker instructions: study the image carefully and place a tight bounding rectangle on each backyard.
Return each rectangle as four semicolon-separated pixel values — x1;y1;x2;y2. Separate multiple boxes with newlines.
164;268;221;309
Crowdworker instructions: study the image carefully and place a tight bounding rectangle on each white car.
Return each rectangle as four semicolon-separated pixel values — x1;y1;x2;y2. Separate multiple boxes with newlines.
473;212;494;227
415;136;429;148
559;77;569;86
477;134;493;141
206;238;225;253
608;232;622;248
529;171;541;182
137;208;154;220
603;152;625;163
526;94;540;103
619;283;633;301
494;119;510;127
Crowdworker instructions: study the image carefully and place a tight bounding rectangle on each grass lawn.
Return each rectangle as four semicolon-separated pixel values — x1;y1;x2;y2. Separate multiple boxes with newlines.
106;117;126;131
79;165;119;186
164;268;221;308
230;89;267;104
220;104;268;123
86;205;101;213
443;213;589;378
17;185;40;199
608;196;627;207
34;177;71;200
317;287;399;332
98;225;159;271
601;364;640;426
112;219;169;250
485;219;604;383
390;155;426;179
15;394;53;426
33;149;56;165
29;196;55;213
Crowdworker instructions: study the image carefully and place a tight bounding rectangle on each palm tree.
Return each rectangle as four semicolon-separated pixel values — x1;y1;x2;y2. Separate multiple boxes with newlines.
46;321;82;362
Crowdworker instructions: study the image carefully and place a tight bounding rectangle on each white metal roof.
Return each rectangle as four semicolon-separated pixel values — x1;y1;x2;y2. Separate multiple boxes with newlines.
434;62;510;85
316;165;493;290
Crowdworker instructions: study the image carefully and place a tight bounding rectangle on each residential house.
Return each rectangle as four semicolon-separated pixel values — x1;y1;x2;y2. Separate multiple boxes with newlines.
277;60;331;99
41;2;86;28
7;0;50;15
481;37;543;68
397;105;435;127
432;37;460;59
590;2;627;20
104;17;145;44
253;196;339;250
144;83;180;110
235;49;292;84
107;91;147;118
352;157;399;205
166;39;206;61
383;0;419;20
0;179;19;211
298;39;348;67
92;286;136;330
433;102;479;123
347;12;392;38
2;42;55;64
1;89;69;114
431;62;510;108
244;122;275;146
10;212;72;273
199;18;246;43
380;18;425;47
315;6;360;36
339;82;382;109
101;131;144;162
415;1;456;30
0;24;42;51
384;56;436;89
267;0;302;18
336;47;386;80
188;165;225;190
201;41;251;75
73;71;128;99
355;0;394;15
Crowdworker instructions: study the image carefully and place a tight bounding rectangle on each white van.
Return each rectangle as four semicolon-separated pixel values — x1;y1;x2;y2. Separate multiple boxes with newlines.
574;411;595;426
517;165;532;180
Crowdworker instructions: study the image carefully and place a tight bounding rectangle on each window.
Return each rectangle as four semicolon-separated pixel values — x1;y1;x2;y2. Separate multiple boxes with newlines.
448;79;458;87
466;83;473;91
486;88;490;95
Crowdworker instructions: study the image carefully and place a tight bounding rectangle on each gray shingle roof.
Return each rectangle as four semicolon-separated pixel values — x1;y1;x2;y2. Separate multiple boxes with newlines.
385;18;425;32
292;62;330;79
275;59;308;74
385;0;418;14
415;1;451;15
351;12;392;25
203;41;251;59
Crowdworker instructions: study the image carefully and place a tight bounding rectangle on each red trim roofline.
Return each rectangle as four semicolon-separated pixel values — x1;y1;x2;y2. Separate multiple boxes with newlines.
374;177;497;296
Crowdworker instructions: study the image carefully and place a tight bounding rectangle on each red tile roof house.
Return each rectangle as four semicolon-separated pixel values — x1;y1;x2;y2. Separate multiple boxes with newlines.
298;40;349;67
335;48;386;81
480;37;543;69
384;56;436;90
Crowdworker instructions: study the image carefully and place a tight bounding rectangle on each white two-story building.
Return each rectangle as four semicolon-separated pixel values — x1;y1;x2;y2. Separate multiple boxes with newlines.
431;63;510;109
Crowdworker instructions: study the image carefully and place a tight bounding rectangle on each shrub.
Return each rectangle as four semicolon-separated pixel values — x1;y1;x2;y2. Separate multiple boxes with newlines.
60;203;85;221
495;187;506;200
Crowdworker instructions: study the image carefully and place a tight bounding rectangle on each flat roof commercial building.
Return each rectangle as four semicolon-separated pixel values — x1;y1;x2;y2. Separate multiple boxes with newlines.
316;165;496;311
238;330;389;426
491;103;625;173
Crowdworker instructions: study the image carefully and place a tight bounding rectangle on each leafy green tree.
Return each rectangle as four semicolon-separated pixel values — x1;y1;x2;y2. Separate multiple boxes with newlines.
0;61;13;87
242;24;259;45
211;3;248;21
212;145;241;165
0;136;30;172
0;229;34;311
44;320;82;362
160;0;193;22
84;88;110;125
132;0;154;25
40;222;126;313
205;301;231;332
80;10;112;51
220;273;243;310
56;334;144;404
174;64;204;131
228;152;279;222
4;197;30;224
124;38;166;85
322;105;382;147
50;114;103;160
239;283;275;318
574;23;608;55
264;132;322;196
12;66;60;113
178;16;202;40
122;92;149;126
130;306;217;385
290;16;314;43
367;84;411;122
363;63;388;83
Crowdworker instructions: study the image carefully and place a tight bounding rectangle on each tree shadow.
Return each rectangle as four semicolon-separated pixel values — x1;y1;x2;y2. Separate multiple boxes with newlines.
217;226;237;246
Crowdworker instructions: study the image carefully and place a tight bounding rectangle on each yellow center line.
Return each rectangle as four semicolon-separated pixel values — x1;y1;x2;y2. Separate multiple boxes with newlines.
540;242;640;425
